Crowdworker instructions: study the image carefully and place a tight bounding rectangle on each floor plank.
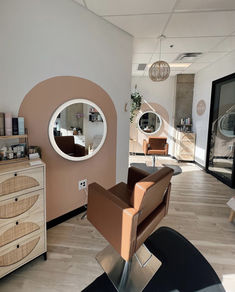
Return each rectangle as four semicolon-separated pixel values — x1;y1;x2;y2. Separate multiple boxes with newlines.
0;156;234;291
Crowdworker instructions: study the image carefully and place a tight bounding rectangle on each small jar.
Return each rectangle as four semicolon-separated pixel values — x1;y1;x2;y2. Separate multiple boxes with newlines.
13;146;18;158
0;146;7;160
7;147;14;160
20;145;25;157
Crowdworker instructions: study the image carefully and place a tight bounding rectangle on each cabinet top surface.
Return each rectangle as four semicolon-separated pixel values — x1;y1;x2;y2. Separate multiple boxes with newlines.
0;160;45;174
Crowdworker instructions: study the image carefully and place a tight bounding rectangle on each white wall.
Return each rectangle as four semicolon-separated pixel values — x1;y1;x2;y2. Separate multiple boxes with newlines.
131;76;176;155
83;104;104;149
192;51;235;166
0;0;132;183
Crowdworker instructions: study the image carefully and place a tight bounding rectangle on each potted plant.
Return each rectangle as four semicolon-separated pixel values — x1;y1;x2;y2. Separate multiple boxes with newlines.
130;85;142;123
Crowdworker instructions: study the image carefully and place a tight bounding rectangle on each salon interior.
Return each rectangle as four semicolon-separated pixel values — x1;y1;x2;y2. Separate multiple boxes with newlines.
0;1;235;292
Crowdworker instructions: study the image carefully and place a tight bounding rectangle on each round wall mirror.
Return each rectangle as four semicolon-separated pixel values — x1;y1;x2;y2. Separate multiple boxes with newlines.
218;112;235;138
48;99;107;161
138;111;162;134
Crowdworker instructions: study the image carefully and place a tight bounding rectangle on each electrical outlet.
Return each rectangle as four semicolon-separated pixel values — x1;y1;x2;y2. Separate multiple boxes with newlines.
78;179;87;190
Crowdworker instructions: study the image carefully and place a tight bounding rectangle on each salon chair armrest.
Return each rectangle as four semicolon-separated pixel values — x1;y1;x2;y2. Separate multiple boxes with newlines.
163;182;171;215
143;139;148;155
164;143;169;155
127;166;149;190
87;182;139;261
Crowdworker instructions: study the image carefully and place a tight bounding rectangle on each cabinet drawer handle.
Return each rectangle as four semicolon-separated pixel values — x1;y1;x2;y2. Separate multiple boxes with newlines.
16;221;19;225
14;173;17;177
17;244;20;248
15;198;18;202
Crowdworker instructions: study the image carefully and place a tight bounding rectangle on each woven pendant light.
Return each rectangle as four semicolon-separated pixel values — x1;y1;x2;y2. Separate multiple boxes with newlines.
149;35;170;82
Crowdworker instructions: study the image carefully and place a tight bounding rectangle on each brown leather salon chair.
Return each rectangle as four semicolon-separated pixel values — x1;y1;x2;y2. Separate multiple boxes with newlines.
55;136;86;157
87;166;173;262
143;137;168;167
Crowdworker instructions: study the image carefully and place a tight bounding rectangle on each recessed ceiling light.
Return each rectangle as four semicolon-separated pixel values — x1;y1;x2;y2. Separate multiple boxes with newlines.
169;63;192;68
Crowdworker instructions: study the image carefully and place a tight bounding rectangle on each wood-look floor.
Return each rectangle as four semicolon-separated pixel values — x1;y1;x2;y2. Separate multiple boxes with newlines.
0;156;235;292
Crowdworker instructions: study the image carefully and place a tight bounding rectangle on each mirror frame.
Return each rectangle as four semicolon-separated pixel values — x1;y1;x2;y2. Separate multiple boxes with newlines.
137;111;162;135
48;98;107;161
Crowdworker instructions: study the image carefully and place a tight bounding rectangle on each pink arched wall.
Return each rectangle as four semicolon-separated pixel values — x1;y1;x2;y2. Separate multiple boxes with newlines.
19;76;117;221
130;102;169;153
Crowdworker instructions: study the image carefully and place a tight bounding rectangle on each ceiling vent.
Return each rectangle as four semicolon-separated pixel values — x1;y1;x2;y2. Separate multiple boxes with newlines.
137;63;147;71
175;52;202;62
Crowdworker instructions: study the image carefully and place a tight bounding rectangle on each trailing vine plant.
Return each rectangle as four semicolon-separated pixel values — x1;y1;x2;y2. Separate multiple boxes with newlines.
130;85;142;123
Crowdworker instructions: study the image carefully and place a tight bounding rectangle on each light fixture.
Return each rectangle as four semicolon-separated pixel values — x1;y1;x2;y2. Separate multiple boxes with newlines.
149;35;170;82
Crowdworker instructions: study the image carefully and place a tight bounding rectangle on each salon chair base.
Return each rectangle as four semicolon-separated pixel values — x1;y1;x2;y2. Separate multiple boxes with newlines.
147;155;165;169
152;155;157;168
96;244;161;292
82;226;225;292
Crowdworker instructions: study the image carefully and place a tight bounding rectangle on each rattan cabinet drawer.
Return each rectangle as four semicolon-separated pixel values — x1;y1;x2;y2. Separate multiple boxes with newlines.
0;190;44;247
178;153;195;161
179;133;195;142
0;161;46;279
179;141;194;155
0;190;44;225
175;131;196;161
0;230;45;278
0;166;44;198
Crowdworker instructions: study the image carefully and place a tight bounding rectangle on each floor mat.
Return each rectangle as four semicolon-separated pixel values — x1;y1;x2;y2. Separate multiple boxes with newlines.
130;163;182;176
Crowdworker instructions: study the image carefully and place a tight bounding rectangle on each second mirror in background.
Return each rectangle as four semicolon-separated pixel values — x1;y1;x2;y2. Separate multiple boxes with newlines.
138;111;162;134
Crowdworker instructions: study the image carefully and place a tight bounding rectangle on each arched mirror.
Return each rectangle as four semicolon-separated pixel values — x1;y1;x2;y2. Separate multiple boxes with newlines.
218;112;235;137
138;111;162;134
48;99;107;161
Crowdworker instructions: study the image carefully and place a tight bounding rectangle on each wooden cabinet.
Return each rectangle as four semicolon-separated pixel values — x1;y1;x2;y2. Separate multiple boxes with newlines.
0;160;46;278
175;132;196;161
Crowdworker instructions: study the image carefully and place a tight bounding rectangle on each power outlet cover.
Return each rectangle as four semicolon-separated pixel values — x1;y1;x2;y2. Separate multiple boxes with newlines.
79;179;87;190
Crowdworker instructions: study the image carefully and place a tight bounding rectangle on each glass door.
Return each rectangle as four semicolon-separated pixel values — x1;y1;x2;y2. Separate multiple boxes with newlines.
206;73;235;188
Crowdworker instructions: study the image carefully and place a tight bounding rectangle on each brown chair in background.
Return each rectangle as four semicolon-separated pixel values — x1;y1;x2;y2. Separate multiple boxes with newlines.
143;137;168;167
87;166;173;290
55;136;86;157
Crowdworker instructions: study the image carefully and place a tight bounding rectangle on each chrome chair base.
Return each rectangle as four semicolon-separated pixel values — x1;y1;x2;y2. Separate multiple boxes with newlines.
152;155;156;168
96;244;161;292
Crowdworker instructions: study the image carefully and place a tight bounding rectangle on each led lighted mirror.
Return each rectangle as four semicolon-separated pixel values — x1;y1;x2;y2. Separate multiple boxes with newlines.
138;111;162;134
48;99;107;161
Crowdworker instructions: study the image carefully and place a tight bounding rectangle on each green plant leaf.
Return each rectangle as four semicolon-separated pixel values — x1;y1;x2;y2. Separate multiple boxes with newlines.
130;91;142;123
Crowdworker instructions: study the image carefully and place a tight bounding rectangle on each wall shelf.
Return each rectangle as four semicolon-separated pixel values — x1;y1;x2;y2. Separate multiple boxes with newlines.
0;134;28;140
0;157;28;165
0;133;29;164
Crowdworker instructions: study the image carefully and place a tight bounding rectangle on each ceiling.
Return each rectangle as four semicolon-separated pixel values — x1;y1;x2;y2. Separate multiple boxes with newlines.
75;0;235;77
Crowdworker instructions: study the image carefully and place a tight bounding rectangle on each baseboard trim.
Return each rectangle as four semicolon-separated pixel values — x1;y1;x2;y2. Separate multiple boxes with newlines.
194;161;205;170
47;205;86;229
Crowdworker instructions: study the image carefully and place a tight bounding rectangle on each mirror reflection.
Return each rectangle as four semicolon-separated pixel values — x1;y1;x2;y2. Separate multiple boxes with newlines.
50;100;106;160
138;111;162;134
207;76;235;188
219;112;235;137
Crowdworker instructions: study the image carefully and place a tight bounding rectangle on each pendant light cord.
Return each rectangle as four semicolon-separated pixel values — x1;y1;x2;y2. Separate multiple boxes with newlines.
159;36;162;61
